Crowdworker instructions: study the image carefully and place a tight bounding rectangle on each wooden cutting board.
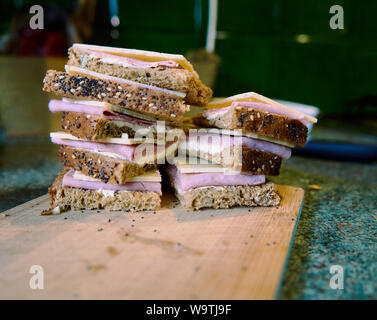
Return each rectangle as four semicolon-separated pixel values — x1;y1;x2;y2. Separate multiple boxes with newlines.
0;184;304;300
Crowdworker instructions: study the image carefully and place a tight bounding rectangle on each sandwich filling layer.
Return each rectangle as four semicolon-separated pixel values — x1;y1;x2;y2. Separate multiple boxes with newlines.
167;165;265;194
51;134;178;164
174;157;241;174
71;43;194;71
205;128;296;148
62;169;162;195
80;49;182;70
51;131;152;145
181;133;291;159
49;99;154;127
62;98;158;121
52;136;138;160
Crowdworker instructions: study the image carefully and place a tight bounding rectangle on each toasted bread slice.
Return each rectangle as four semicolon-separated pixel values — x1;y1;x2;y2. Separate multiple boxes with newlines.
43;68;189;122
170;181;280;211
68;44;213;106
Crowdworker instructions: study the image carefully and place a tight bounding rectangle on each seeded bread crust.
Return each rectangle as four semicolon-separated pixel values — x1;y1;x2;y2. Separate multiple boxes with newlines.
185;146;282;175
48;169;161;213
68;47;213;106
43;70;189;122
173;182;280;211
61;111;153;140
196;107;308;147
59;146;156;184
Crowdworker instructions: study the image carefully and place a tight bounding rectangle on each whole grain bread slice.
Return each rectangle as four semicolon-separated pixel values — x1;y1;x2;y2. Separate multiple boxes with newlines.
195;106;308;147
43;70;189;122
59;146;156;184
48;169;161;213
68;45;213;106
174;182;280;211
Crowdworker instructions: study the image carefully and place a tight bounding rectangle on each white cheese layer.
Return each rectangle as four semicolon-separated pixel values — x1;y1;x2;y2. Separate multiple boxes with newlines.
174;157;240;174
73;170;161;182
50;131;154;145
206;128;295;148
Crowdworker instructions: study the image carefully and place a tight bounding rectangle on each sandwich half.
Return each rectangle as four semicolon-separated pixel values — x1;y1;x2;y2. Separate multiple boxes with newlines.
194;92;318;147
48;168;162;213
67;43;213;106
43;66;189;122
166;159;280;211
178;132;291;175
49;98;176;141
51;132;179;184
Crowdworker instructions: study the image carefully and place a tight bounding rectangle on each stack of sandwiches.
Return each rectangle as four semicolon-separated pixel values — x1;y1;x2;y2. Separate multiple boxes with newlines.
43;44;212;213
167;92;317;210
43;44;317;214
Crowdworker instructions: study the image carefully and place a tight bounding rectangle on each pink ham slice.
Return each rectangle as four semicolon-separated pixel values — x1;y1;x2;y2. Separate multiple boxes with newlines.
167;165;265;193
51;136;139;161
49;100;153;127
84;49;182;69
187;133;291;159
62;170;162;195
206;101;310;126
51;136;176;162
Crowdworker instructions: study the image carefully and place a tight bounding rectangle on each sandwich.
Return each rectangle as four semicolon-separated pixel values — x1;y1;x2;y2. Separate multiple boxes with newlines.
193;92;317;147
168;91;318;210
48;168;162;213
186;92;317;173
42;44;209;213
166;158;280;211
48;96;181;184
43;66;189;122
178;131;291;175
48;97;182;184
67;43;213;106
48;98;168;141
50;131;179;184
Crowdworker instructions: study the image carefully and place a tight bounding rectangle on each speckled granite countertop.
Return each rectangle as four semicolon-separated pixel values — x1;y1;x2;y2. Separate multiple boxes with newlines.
0;132;376;300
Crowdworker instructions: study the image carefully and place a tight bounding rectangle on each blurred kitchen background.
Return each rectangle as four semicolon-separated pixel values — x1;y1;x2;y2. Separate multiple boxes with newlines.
0;0;376;210
0;0;376;136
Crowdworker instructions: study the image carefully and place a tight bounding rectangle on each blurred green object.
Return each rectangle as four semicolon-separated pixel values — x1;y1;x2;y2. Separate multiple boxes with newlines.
92;0;377;115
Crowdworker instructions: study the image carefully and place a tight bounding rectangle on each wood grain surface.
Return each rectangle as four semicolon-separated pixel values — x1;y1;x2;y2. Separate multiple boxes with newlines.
0;184;304;300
